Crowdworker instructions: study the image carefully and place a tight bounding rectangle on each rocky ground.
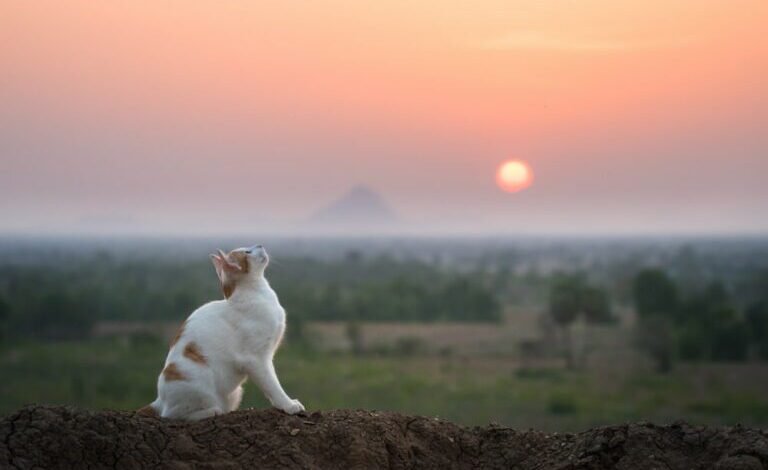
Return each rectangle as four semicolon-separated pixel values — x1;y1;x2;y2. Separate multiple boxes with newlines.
1;405;767;469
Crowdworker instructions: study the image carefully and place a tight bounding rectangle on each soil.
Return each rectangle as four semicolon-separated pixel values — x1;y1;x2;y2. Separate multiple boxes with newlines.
1;405;767;469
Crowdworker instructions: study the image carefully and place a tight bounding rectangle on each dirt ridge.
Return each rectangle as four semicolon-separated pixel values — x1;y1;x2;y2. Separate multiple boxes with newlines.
1;405;767;469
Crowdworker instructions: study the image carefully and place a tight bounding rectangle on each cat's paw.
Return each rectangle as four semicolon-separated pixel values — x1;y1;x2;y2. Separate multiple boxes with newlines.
278;399;305;415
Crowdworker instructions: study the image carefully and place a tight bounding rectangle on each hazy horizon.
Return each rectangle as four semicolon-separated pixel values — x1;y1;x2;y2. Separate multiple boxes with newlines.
2;1;766;236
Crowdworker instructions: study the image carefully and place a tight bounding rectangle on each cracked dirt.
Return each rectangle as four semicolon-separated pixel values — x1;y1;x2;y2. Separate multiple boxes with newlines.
1;405;767;469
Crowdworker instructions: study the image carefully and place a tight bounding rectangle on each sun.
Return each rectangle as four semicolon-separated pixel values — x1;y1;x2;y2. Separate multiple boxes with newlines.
496;159;533;193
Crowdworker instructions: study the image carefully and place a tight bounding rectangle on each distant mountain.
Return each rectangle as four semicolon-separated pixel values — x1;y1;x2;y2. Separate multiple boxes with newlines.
307;186;398;229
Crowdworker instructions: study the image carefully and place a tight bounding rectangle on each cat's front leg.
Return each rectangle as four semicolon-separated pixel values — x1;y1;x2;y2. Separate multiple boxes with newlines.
246;359;305;414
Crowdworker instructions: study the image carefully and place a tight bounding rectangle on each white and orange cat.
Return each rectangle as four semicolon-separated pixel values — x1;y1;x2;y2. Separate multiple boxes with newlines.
139;245;304;420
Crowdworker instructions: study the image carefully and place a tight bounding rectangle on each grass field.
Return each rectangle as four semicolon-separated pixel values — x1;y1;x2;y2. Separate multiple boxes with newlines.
2;336;767;431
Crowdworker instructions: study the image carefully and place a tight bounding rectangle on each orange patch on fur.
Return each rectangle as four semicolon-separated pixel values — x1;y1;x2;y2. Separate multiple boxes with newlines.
136;405;159;417
162;362;185;381
228;250;250;273
222;281;235;299
221;250;250;299
183;341;207;365
170;321;186;347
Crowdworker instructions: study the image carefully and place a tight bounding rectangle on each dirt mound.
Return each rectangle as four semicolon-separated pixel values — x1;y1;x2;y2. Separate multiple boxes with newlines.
1;405;767;469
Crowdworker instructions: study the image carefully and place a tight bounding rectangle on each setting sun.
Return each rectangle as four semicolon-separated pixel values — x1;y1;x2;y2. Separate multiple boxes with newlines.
496;160;533;193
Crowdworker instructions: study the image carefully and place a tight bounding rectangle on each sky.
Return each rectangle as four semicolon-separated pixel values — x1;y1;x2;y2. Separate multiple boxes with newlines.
1;0;766;235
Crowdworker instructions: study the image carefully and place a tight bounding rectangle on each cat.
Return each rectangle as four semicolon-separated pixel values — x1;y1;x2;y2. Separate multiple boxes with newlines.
138;245;304;420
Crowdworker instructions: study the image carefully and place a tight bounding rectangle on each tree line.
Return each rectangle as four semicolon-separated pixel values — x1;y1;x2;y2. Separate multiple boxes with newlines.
632;268;768;370
0;253;501;340
545;268;768;370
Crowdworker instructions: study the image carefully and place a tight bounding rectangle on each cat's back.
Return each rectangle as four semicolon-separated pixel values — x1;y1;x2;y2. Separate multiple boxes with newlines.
187;299;229;322
178;300;237;349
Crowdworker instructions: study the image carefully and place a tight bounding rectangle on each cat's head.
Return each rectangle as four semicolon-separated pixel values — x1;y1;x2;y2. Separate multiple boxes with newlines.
209;245;269;299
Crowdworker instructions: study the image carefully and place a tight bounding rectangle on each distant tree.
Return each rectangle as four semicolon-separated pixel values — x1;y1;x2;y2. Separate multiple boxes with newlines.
29;289;94;339
549;275;613;325
548;275;583;328
633;269;678;318
632;269;679;372
439;278;501;322
285;311;306;343
746;301;768;359
0;295;9;340
319;284;345;321
580;286;613;323
677;322;707;361
710;306;749;361
686;282;731;324
549;275;582;368
676;282;750;362
701;282;730;309
634;317;674;373
172;290;196;317
548;274;613;368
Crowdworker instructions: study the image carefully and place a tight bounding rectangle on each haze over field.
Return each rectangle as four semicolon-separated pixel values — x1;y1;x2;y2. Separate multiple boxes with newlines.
1;1;766;235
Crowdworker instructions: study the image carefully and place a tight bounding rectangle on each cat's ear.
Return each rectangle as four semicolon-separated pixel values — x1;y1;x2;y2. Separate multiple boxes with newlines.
211;250;240;275
210;250;242;298
210;252;226;281
213;250;244;274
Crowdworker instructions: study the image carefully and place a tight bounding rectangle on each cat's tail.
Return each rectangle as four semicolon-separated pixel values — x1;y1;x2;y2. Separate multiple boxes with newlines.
136;399;161;418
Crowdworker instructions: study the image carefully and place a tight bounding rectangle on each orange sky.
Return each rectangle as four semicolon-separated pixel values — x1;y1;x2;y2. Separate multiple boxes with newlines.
1;0;766;234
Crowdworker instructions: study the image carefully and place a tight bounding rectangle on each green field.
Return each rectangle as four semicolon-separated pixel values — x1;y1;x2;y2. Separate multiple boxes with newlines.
2;336;767;431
